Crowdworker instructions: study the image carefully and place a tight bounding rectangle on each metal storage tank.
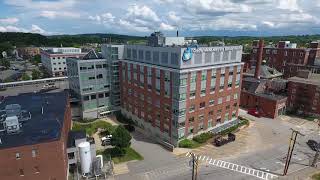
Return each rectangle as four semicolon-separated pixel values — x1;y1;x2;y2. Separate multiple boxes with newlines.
77;141;92;174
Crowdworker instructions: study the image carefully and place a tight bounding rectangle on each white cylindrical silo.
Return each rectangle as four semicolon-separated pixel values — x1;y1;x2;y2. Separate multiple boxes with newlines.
78;141;92;174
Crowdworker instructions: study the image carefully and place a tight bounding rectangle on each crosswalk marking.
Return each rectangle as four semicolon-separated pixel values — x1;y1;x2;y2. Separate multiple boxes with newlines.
186;152;278;180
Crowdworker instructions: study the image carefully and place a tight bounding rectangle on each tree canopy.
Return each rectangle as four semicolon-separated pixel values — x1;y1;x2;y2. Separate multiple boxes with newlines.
111;125;132;149
31;69;41;80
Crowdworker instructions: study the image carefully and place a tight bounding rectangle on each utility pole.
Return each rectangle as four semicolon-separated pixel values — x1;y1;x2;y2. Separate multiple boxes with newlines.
311;150;319;167
190;153;199;180
283;128;304;175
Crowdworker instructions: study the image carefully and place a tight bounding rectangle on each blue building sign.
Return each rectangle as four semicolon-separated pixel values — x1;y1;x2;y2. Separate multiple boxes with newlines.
182;47;193;61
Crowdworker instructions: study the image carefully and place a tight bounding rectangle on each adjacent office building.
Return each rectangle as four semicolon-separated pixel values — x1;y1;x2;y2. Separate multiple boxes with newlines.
109;33;243;146
67;50;119;119
0;90;71;180
41;47;86;77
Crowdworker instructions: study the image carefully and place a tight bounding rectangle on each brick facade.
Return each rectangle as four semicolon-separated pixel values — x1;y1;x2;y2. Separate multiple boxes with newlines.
250;41;320;78
240;91;287;118
0;98;71;180
120;60;243;145
287;80;320;116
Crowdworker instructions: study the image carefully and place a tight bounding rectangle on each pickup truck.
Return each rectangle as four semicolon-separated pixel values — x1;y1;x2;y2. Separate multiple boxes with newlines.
213;133;236;147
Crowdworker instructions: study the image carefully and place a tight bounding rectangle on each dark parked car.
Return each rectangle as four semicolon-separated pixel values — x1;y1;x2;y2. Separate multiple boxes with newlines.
213;133;236;147
124;124;135;132
307;140;320;152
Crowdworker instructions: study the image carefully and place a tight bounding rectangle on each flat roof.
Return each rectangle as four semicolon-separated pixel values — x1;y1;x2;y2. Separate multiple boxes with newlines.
288;74;320;86
67;130;86;148
0;90;68;149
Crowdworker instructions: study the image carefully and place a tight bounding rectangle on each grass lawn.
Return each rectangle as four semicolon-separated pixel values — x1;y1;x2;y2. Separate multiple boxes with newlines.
97;147;143;164
72;120;115;136
312;173;320;180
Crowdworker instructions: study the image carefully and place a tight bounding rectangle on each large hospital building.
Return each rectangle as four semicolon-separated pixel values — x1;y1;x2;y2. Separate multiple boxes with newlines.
103;32;244;146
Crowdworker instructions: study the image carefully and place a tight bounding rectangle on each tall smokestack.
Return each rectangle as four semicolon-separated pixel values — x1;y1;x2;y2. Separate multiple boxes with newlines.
254;39;264;79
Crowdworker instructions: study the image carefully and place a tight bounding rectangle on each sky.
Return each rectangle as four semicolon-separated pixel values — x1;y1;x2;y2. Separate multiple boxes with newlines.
0;0;320;36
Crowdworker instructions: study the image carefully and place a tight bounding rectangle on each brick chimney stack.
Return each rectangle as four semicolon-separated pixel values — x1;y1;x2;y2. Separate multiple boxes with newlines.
254;39;264;79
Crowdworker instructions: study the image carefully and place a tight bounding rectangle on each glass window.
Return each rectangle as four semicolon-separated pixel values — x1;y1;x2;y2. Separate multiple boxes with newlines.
209;99;214;106
32;149;37;158
98;93;104;98
190;72;197;83
19;169;24;176
200;102;205;108
189;117;194;122
190;90;196;98
16;153;21;159
91;95;96;100
105;92;110;97
34;166;40;173
189;104;195;112
180;78;187;86
83;96;89;101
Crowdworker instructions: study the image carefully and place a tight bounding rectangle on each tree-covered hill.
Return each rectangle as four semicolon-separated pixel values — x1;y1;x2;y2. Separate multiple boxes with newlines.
1;32;320;54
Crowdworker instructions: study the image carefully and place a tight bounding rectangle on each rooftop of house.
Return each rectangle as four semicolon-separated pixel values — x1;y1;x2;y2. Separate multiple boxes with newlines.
0;90;68;149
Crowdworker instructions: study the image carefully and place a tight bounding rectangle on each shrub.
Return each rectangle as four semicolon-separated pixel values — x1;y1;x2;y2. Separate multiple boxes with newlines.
115;111;135;125
110;147;126;157
192;132;213;144
178;139;200;148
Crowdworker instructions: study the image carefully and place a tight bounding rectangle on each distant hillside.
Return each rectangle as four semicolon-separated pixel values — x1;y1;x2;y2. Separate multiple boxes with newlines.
1;32;320;54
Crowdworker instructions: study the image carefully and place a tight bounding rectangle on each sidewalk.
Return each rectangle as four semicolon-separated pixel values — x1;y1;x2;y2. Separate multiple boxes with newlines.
277;165;320;180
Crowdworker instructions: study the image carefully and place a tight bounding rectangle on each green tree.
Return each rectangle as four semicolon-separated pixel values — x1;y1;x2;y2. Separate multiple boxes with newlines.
31;54;41;65
0;59;10;68
31;69;41;80
111;126;132;149
21;73;31;81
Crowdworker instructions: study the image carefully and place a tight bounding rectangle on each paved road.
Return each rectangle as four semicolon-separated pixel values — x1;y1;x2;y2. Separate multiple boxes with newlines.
1;81;69;96
113;110;319;180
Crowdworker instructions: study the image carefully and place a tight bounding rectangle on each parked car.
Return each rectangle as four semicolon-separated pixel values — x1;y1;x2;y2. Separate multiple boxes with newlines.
213;133;236;147
40;83;56;92
247;108;261;118
101;135;112;146
307;140;320;152
124;124;135;132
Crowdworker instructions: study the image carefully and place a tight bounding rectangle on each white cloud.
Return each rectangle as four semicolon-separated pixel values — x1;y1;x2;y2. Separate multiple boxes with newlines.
31;24;46;34
159;22;175;31
4;0;77;10
0;24;48;34
0;25;25;32
0;17;19;24
185;0;252;14
127;5;160;22
278;0;300;11
118;19;150;32
262;21;275;28
40;11;80;19
89;13;115;24
168;12;181;22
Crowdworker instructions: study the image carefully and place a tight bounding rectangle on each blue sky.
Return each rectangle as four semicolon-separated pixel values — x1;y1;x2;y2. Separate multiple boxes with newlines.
0;0;319;36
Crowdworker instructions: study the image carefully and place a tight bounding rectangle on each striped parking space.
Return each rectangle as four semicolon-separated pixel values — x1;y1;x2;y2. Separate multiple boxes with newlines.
186;152;278;180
